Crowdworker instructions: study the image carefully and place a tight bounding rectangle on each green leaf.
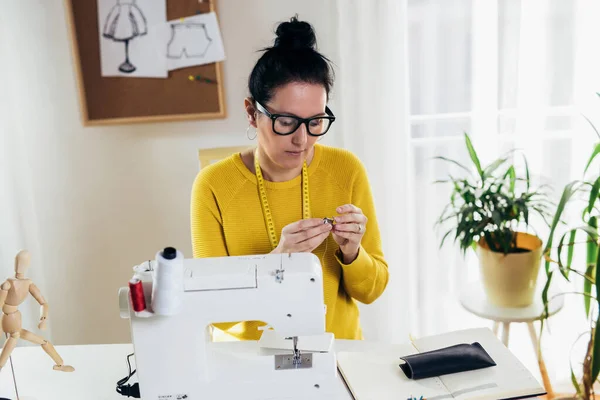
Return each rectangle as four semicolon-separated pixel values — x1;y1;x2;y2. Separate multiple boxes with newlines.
592;302;600;383
588;176;600;215
433;156;473;176
523;153;530;192
439;229;454;249
557;233;570;281
586;216;598;317
544;181;581;271
584;143;600;174
584;261;595;318
577;224;600;241
504;166;516;194
483;158;509;179
592;247;600;382
541;271;553;319
593;327;600;383
532;206;553;227
470;241;477;253
464;133;483;180
596;241;600;302
570;370;580;396
492;210;503;227
582;113;600;140
566;229;576;275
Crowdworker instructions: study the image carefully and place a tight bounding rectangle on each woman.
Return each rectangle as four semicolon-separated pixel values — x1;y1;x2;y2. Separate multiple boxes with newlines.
191;16;389;341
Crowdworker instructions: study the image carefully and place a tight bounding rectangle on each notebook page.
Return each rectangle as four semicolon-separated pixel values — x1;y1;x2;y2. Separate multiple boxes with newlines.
337;344;451;400
414;328;544;400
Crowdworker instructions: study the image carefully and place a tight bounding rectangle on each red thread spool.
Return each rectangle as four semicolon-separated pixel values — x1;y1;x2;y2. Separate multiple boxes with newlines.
129;278;146;312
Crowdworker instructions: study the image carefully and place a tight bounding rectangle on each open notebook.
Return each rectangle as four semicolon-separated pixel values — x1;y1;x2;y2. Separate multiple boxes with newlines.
337;328;545;400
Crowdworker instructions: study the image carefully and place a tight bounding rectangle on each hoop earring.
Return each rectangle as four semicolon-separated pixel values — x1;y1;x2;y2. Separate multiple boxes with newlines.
246;125;257;140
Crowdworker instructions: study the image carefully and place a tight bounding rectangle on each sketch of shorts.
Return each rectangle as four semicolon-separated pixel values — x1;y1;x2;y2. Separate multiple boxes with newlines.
167;23;213;59
103;0;147;41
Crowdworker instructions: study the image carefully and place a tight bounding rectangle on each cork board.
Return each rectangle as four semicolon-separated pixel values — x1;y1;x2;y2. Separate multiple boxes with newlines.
64;0;226;126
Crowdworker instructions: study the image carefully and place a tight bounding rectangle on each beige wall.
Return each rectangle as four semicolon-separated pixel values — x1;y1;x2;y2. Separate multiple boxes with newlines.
2;0;340;345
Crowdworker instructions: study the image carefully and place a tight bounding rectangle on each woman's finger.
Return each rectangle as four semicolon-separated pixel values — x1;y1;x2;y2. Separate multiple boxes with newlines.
336;204;362;214
291;223;331;243
283;218;328;234
331;229;360;241
334;213;367;225
301;230;331;252
334;223;365;234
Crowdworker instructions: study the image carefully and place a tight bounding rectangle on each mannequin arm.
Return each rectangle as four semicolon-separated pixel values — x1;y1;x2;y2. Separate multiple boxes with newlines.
30;283;48;320
0;281;9;309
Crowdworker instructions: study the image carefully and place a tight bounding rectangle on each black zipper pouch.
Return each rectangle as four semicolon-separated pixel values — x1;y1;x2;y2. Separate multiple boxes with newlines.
399;342;496;380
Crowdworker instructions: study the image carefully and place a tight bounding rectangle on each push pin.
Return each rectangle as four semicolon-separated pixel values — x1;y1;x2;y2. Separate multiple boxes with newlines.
323;217;334;225
188;75;217;84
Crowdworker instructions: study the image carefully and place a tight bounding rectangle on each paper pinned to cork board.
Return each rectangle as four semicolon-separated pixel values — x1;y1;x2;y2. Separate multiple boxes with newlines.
98;0;168;78
97;1;225;78
158;11;226;71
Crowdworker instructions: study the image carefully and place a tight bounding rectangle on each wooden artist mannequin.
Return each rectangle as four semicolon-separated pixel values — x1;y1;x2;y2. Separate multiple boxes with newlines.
0;250;74;372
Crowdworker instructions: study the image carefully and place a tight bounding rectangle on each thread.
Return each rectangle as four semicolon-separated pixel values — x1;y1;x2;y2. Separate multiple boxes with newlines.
133;261;154;312
129;278;146;312
151;247;184;316
323;236;329;266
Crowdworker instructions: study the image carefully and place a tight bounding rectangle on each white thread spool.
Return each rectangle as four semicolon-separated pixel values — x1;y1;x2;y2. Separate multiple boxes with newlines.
151;247;184;316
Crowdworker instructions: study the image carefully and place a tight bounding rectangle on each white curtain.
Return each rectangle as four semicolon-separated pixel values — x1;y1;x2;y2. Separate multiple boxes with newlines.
335;0;414;343
336;0;600;389
0;4;51;344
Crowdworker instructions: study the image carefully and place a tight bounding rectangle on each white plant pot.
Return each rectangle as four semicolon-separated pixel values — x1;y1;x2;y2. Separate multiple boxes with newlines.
477;232;543;308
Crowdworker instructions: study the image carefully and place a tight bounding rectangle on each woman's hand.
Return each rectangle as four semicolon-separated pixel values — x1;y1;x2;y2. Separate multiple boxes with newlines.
332;204;367;263
272;218;332;254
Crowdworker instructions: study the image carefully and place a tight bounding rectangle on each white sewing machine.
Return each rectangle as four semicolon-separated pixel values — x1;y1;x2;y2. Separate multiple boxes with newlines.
118;248;340;400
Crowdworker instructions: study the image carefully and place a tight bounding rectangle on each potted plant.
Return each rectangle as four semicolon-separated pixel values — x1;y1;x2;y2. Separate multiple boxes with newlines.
435;133;554;307
540;116;600;400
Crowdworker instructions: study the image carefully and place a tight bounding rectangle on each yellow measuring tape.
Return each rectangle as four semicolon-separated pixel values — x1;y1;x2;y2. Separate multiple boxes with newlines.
254;151;311;250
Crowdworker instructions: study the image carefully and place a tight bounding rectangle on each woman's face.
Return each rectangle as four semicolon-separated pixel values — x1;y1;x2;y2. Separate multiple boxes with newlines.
249;82;327;171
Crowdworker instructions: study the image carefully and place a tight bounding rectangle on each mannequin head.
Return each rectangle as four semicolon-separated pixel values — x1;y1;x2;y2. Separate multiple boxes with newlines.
15;249;30;278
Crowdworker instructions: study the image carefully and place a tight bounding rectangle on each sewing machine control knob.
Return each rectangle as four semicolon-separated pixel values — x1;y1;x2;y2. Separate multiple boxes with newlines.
162;247;177;260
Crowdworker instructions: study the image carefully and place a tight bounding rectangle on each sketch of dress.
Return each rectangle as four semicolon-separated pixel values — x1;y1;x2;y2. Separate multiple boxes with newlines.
103;0;147;73
167;23;212;59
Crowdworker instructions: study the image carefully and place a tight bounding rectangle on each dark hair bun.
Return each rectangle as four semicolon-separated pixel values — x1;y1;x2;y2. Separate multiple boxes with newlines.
274;16;317;50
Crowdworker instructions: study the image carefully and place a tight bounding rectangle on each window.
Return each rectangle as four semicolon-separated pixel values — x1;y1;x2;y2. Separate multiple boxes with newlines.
407;0;595;390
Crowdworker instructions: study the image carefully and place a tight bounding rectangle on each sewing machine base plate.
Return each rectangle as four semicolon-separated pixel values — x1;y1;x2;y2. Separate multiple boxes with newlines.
275;353;313;370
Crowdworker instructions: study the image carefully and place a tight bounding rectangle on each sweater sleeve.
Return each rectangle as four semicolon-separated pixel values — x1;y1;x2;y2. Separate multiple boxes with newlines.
190;171;229;258
335;158;389;304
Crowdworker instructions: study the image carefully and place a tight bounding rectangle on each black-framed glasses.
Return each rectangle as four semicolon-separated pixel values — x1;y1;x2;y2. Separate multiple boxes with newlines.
255;101;336;136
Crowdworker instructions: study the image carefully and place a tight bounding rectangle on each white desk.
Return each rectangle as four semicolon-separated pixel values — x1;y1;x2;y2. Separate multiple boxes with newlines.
0;340;388;400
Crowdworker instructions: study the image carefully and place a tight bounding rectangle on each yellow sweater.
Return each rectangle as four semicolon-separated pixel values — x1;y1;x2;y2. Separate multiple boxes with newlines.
190;144;389;340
